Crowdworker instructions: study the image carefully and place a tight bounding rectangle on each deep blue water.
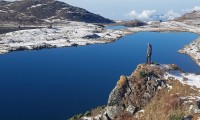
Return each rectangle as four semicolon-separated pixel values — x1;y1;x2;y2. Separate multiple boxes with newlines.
0;32;199;120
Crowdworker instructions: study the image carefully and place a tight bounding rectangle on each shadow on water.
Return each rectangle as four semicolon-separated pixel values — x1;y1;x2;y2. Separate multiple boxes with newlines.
0;31;199;120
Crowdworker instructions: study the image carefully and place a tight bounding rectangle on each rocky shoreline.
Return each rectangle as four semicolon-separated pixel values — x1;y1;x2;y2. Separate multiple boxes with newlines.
125;21;200;34
122;20;200;67
1;20;199;56
179;38;200;66
0;21;124;54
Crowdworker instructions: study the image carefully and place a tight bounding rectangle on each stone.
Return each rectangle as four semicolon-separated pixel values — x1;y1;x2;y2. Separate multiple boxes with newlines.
126;105;136;114
107;86;124;106
101;112;110;120
82;34;100;39
197;101;200;109
106;105;124;119
143;93;151;99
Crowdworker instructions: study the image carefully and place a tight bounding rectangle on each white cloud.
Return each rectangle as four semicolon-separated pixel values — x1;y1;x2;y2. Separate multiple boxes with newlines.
128;10;138;18
125;6;200;21
159;10;181;20
138;10;157;20
191;6;200;11
181;6;200;13
125;10;156;20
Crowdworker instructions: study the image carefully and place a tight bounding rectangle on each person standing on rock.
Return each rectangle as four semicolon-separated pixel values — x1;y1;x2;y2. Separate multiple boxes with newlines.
146;43;152;64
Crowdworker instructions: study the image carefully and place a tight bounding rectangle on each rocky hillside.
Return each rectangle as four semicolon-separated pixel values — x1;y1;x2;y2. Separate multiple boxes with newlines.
70;64;200;120
0;0;114;25
111;20;147;27
175;11;200;26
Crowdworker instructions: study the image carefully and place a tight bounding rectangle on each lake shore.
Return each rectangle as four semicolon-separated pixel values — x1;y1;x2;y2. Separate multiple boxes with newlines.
0;21;124;54
0;20;200;67
124;21;200;34
179;38;200;66
122;21;200;67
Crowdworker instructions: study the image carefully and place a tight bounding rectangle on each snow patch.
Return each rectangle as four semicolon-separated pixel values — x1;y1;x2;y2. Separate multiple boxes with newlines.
0;10;7;13
27;4;47;10
164;71;200;88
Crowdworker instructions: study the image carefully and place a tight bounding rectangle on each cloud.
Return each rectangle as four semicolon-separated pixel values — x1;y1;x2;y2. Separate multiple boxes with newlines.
159;10;181;20
125;6;200;21
125;10;156;20
192;6;200;11
181;6;200;13
128;10;137;18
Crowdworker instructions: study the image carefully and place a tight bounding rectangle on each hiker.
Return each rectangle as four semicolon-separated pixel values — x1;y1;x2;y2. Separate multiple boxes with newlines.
146;43;152;64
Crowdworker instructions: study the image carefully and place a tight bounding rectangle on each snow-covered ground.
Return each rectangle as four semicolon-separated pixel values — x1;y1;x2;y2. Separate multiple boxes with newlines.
148;64;200;89
165;71;200;88
126;21;200;34
164;70;200;88
0;21;124;54
179;38;200;66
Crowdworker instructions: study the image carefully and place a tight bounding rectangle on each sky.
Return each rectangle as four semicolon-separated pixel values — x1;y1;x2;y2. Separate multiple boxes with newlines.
62;0;200;20
8;0;200;20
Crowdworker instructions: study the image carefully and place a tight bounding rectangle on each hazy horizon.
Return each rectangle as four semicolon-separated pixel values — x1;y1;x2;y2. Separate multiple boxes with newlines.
63;0;199;20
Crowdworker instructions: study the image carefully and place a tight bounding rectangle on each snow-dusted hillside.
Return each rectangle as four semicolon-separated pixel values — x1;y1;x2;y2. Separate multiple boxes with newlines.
0;21;124;54
126;21;200;34
175;11;200;26
0;0;113;25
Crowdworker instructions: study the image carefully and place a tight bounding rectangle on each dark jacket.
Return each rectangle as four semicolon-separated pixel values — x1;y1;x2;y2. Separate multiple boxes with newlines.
147;43;152;57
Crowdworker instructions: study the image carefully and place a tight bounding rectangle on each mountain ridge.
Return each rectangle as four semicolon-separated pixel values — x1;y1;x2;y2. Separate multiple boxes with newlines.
174;11;200;26
0;0;114;25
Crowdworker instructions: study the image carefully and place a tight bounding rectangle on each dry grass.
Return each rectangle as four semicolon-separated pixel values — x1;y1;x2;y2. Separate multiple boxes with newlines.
114;64;199;120
69;105;106;120
90;105;106;117
139;80;199;120
117;75;127;87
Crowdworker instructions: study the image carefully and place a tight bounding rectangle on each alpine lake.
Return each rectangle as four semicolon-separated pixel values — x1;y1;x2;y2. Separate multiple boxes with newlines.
0;26;200;120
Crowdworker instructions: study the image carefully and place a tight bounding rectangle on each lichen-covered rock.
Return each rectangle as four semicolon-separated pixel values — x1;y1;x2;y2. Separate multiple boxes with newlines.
126;105;136;114
70;63;200;120
106;105;124;119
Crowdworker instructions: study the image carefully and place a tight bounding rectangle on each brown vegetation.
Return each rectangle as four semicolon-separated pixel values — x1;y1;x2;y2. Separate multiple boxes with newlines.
139;80;199;120
117;75;127;87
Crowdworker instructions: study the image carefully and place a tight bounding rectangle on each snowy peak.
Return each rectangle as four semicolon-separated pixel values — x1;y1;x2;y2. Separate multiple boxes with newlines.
0;0;114;25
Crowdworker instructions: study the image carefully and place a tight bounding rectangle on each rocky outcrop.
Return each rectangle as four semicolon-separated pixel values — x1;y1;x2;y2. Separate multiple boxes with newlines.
105;64;169;119
0;0;114;25
108;20;147;28
69;63;200;120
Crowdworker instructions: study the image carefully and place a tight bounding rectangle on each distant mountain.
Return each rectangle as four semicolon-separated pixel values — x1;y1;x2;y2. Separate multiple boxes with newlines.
0;0;114;25
113;20;147;27
175;11;200;26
